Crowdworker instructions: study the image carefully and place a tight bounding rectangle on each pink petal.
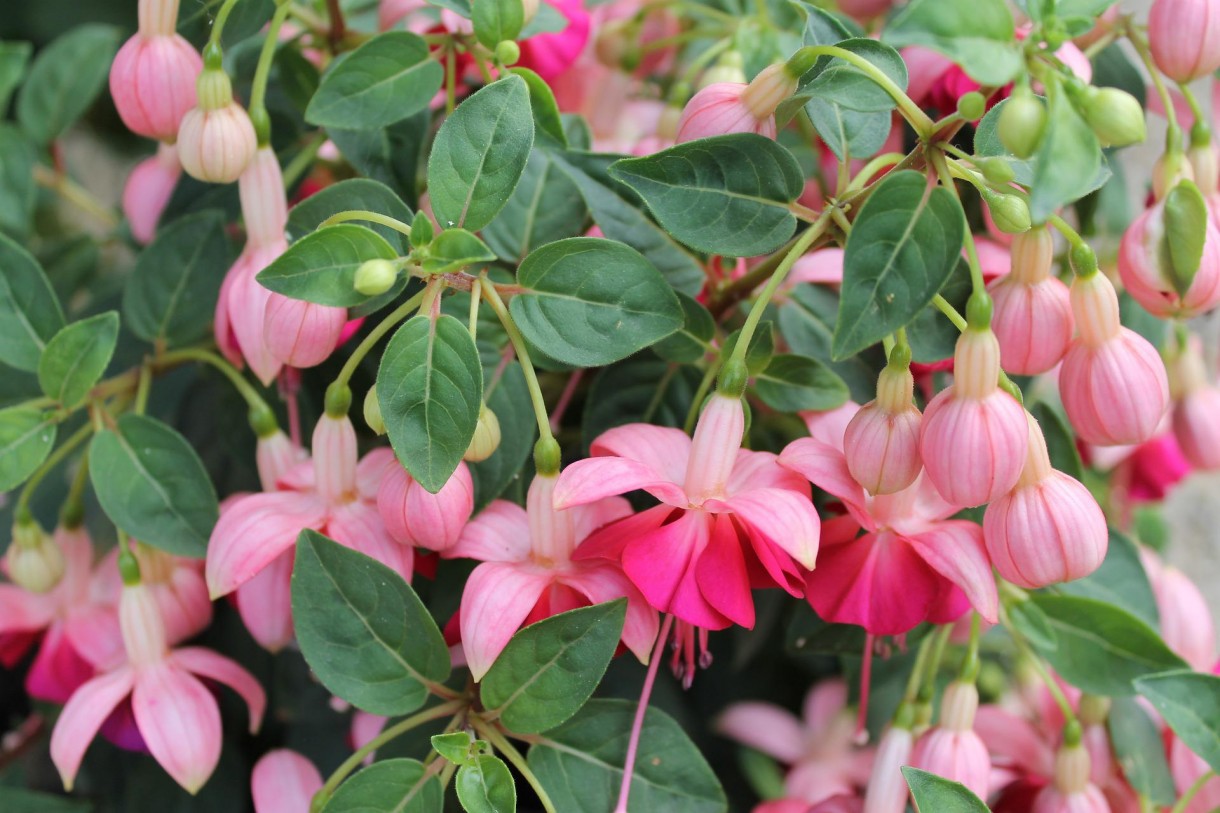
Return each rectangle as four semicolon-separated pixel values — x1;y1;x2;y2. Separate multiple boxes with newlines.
553;456;687;510
801;402;861;448
727;449;813;494
906;521;999;623
0;584;56;631
356;448;398;501
172;647;266;733
709;487;820;570
50;666;135;791
132;663;223;794
778;438;875;530
696;513;755;627
327;501;414;583
716;702;806;763
252;750;323;813
788;247;845;286
460;561;552;680
448;499;531;562
64;605;124;670
206;491;329;598
26;622;96;704
589;423;691;488
803;679;850;738
571;496;635;541
974;706;1053;777
562;562;659;663
235;551;295;652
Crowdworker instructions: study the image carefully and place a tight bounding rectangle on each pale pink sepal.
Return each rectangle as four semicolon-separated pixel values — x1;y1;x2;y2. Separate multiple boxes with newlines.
109;33;202;142
50;666;136;790
460;562;552;680
716;702;807;763
131;663;222;794
706;487;819;569
263;293;347;370
234;552;295;652
906;521;998;624
675;82;777;143
205;491;329;598
171;647;266;732
448;500;532;561
123;143;182;244
328;500;415;583
252;750;324;813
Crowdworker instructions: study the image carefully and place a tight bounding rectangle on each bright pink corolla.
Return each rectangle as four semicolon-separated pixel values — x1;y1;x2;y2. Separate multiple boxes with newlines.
207;413;412;601
378;460;474;552
988;227;1073;375
780;405;998;636
51;581;264;794
1141;548;1217;671
450;472;658;680
252;750;323;813
911;681;990;799
123;143;181;244
518;0;591;81
1148;0;1220;83
1118;198;1220;318
1060;272;1169;447
109;0;202;142
555;392;820;630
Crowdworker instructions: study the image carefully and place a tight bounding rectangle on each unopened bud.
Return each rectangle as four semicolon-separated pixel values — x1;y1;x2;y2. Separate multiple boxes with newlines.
980;157;1016;185
363;385;386;435
464;405;502;462
495;40;521;66
354;258;398;296
984;190;1032;234
1082;87;1146;148
1153;149;1195;201
1188;142;1218;197
594;19;632;69
956;91;986;122
6;522;65;593
998;88;1047;159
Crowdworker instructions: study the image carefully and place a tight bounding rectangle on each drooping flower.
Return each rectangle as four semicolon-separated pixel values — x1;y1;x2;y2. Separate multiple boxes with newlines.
123;142;183;244
1169;338;1220;470
1148;0;1220;83
377;460;474;552
176;60;257;184
842;349;923;496
675;63;796;143
1118;194;1220;319
988;226;1073;375
861;722;914;813
450;472;658;680
1031;740;1113;813
911;681;990;799
109;0;202;142
1140;548;1217;671
251;750;323;813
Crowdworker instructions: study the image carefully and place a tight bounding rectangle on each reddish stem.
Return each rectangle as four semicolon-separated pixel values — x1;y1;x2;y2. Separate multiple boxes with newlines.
614;613;674;813
549;370;583;433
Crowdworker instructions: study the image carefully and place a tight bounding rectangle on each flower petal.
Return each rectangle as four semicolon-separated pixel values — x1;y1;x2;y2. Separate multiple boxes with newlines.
708;487;820;570
327;501;414;583
778;438;874;531
906;521;998;623
132;663;222;794
572;496;635;541
252;750;324;813
235;551;295;652
50;667;135;791
172;647;267;733
590;424;691;486
448;499;531;562
205;491;328;598
554;456;688;510
696;514;755;627
716;702;806;763
0;584;55;632
356;448;398;501
562;562;659;663
460;561;552;681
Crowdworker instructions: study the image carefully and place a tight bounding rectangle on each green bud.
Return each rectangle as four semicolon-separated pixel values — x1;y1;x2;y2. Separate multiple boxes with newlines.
998;88;1046;159
464;405;502;462
979;157;1016;186
495;40;521;66
1082;87;1146;148
354;258;398;296
984;190;1032;234
956;91;986;122
718;357;749;397
363;385;386;435
248;403;279;438
410;211;434;248
534;436;561;476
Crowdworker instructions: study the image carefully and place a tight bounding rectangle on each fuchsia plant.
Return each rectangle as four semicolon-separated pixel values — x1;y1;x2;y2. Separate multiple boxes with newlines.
7;0;1220;811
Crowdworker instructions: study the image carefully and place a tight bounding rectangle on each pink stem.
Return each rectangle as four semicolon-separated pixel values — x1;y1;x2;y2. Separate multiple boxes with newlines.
614;613;674;813
549;370;583;433
279;369;303;447
855;633;875;745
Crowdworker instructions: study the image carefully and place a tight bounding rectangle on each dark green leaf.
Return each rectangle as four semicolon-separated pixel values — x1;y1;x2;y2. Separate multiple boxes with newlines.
510;67;567;147
528;700;726;813
258;224;398;307
510;237;682;367
653;293;715;363
753;353;849;412
721;323;776;377
124;210;230;347
1108;696;1176;805
329;109;431;207
378;314;484;493
0;407;56;492
0;232;66;372
482;601;626;734
1029;594;1186;695
17;24;120;145
483;150;587;263
292;530;451;715
421;228;497;276
902;767;990;813
833;170;965;359
884;0;1020;86
1055;530;1159;630
473;0;525;49
324;758;442;813
805;98;892;162
0;41;32;112
1005;594;1058;651
777;284;883;402
306;32;443;129
433;731;478;765
287;178;414;251
4;788;91;813
38;312;118;408
803;38;909;113
456;755;516;813
0;124;36;236
428;75;534;231
89;415;219;557
785;602;866;655
1136;671;1220;774
178;0;274;46
609;134;803;256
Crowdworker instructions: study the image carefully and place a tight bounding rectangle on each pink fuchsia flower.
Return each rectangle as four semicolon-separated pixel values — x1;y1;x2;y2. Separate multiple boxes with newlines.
919;319;1029;507
252;750;323;813
123;143;182;244
263;288;348;369
983;412;1107;589
988;227;1073;375
449;472;658;681
109;0;202;142
176;64;257;184
758;797;863;813
779;411;998;636
1169;338;1220;469
837;0;893;19
556;391;820;630
1031;741;1112;813
788;247;845;288
1140;548;1217;671
377;461;474;552
676;64;796;143
206;412;412;602
1170;733;1220;813
50;579;264;794
1148;0;1220;83
843;351;922;496
911;681;990;799
717;680;872;806
1118;196;1220;319
1059;272;1170;446
862;723;914;813
518;0;591;81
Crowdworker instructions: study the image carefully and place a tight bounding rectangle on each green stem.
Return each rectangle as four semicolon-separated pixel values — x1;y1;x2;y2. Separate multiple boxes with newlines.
471;717;558;813
207;0;243;49
1047;213;1087;251
842;152;905;194
931;152;986;295
1003;604;1079;726
32;164;119;230
445;45;457;115
282;131;328;188
959;612;981;682
249;0;292;123
1129;24;1180;148
903;632;936;704
918;624;954;702
134;361;152;416
332;289;426;392
60;449;91;528
318;209;413;237
479;276;555;445
15;422;93;521
789;45;935;138
156;348;272;417
312;699;467;812
932;294;968;331
1171;772;1216;813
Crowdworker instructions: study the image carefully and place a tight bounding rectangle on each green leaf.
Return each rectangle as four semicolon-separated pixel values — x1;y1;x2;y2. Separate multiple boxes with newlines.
124;210;230;347
0;124;36;236
482;601;626;735
324;758;442;813
178;0;274;46
902;767;990;813
832;170;965;359
510;67;567;147
803;38;909;113
528;700;727;813
473;0;525;49
329;110;431;207
38;312;119;408
509;237;683;367
1136;671;1220;774
884;0;1020;86
753;353;849;412
378;314;484;493
433;731;478;765
0;41;33;112
428;75;534;231
609;134;804;256
292;530;451;715
785;602;867;655
483;150;588;263
1161;180;1209;298
653;293;715;363
89;415;219;558
1005;594;1058;651
258;224;398;307
777;284;884;402
1028;594;1186;695
456;755;517;813
1055;530;1159;630
1028;89;1104;222
17;24;120;145
1108;696;1177;805
1092;41;1146;108
470;361;535;511
4;788;92;813
582;357;701;448
721;323;776;377
421;228;497;275
306;32;443;129
0;407;56;492
0;232;66;372
287;178;414;252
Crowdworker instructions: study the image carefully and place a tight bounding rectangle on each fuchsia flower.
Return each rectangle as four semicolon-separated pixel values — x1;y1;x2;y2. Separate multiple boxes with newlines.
1169;338;1220;470
251;750;323;813
1031;741;1112;813
988;227;1073;375
676;64;796;143
450;472;658;680
780;404;998;636
206;413;412;603
518;0;591;81
842;353;923;496
378;460;474;552
1118;195;1220;319
1148;0;1220;83
123;143;182;244
109;0;202;142
911;681;990;799
1140;548;1217;671
51;580;264;794
556;392;820;630
177;62;257;184
861;724;914;813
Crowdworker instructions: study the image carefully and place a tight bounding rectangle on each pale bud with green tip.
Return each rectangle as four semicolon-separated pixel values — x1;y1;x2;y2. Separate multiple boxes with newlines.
354;258;398;296
176;47;257;184
1081;87;1146;148
363;385;386;436
6;521;66;593
998;86;1046;159
464;404;502;462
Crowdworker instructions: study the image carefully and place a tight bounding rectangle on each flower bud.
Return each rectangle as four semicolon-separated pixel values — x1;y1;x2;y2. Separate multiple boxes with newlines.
1189;142;1219;197
1118;186;1220;318
740;63;798;120
998;88;1047;159
979;157;1016;186
109;31;203;142
1152;150;1195;202
1142;549;1218;671
956;91;986;122
684;392;746;507
1081;87;1146;148
983;190;1032;234
119;581;169;667
363;385;386;435
263;293;348;369
843;358;922;495
354;258;398;296
6;522;65;593
863;724;914;813
255;429;305;491
123;142;182;244
1148;0;1220;83
495;39;521;66
377;462;474;551
1170;341;1220;470
177;83;257;183
313;413;358;503
988;227;1073;374
911;682;989;799
464;405;501;462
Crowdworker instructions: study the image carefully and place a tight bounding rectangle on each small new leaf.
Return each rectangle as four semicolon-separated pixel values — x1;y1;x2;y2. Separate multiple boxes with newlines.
38;312;119;408
1161;180;1209;298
